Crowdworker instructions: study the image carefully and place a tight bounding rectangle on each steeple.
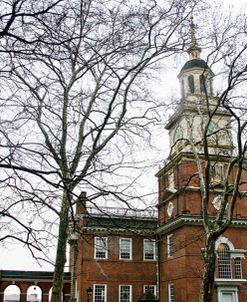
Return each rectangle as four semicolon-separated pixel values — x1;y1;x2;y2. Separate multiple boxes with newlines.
177;17;214;100
187;16;201;60
164;19;233;158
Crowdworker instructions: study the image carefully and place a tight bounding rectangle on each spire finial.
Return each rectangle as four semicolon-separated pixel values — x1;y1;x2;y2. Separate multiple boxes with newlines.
188;16;201;59
190;16;196;48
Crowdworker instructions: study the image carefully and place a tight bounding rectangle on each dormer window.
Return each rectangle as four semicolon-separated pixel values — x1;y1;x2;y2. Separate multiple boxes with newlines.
188;75;195;93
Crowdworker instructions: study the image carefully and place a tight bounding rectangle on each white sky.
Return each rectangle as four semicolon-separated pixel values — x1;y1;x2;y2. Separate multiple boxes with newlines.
0;0;246;272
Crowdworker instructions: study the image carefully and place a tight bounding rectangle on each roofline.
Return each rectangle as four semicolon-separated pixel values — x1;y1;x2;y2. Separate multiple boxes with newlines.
157;215;247;234
165;101;231;130
0;270;71;282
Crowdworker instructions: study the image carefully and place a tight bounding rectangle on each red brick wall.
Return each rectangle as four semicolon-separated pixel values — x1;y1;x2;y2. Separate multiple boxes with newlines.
159;225;247;302
77;233;157;302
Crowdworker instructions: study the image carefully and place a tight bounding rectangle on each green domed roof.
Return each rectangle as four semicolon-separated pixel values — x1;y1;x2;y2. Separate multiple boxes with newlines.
180;59;210;73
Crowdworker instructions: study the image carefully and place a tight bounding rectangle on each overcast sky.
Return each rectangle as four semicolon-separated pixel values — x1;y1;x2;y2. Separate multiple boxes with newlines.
0;0;246;273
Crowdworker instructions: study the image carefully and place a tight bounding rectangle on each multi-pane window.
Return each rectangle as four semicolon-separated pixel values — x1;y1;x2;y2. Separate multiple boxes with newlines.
144;239;156;260
119;238;132;260
218;243;232;279
235;257;242;279
94;285;106;302
167;234;173;258
94;237;108;259
168;283;174;302
119;285;132;302
144;285;156;296
211;163;224;179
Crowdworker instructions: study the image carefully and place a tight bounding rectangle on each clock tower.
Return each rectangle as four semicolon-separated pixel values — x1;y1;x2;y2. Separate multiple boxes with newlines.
156;19;247;302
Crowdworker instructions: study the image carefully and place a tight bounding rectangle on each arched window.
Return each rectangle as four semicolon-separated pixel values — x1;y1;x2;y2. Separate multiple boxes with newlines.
218;243;232;279
216;237;245;280
27;286;42;302
4;285;20;302
200;75;206;94
188;75;195;93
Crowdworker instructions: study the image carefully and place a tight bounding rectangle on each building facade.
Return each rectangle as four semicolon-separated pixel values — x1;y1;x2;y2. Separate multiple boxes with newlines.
73;31;247;302
156;29;247;302
71;196;158;302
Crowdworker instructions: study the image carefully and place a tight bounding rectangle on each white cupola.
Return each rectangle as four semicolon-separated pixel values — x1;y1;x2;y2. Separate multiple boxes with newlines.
165;17;233;158
177;17;214;101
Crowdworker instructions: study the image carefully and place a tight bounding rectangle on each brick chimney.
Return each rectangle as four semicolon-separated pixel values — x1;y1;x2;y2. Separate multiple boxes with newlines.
76;191;87;214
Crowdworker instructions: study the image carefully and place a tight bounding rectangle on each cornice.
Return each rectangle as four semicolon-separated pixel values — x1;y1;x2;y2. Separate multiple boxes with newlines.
156;152;195;177
157;215;202;234
157;215;247;235
165;101;231;130
155;151;238;178
157;186;201;208
82;226;157;236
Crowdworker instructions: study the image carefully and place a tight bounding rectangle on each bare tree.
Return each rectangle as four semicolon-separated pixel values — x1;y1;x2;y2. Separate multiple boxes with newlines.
0;0;200;301
197;14;247;302
199;74;247;300
0;0;65;261
165;13;247;301
0;0;65;50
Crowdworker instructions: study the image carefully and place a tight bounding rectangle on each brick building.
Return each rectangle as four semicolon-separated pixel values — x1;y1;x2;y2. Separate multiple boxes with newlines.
71;198;158;302
71;30;247;302
155;27;247;302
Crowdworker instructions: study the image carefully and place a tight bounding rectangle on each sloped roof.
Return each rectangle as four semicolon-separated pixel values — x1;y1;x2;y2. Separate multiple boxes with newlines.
179;58;213;76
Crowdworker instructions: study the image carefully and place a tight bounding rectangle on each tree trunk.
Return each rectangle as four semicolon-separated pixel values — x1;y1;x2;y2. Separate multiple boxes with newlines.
69;239;78;302
51;192;71;302
200;235;217;302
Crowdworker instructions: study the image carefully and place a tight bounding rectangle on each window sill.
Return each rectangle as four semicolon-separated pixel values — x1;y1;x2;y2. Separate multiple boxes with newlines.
215;278;247;285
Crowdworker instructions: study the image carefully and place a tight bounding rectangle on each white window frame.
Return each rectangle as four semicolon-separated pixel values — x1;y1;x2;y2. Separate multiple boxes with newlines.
218;243;232;279
93;284;107;302
167;234;173;258
215;236;246;281
119;285;132;302
211;162;224;180
119;238;132;260
235;257;242;279
168;283;174;302
143;285;156;296
217;286;238;302
94;237;108;259
143;239;156;261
